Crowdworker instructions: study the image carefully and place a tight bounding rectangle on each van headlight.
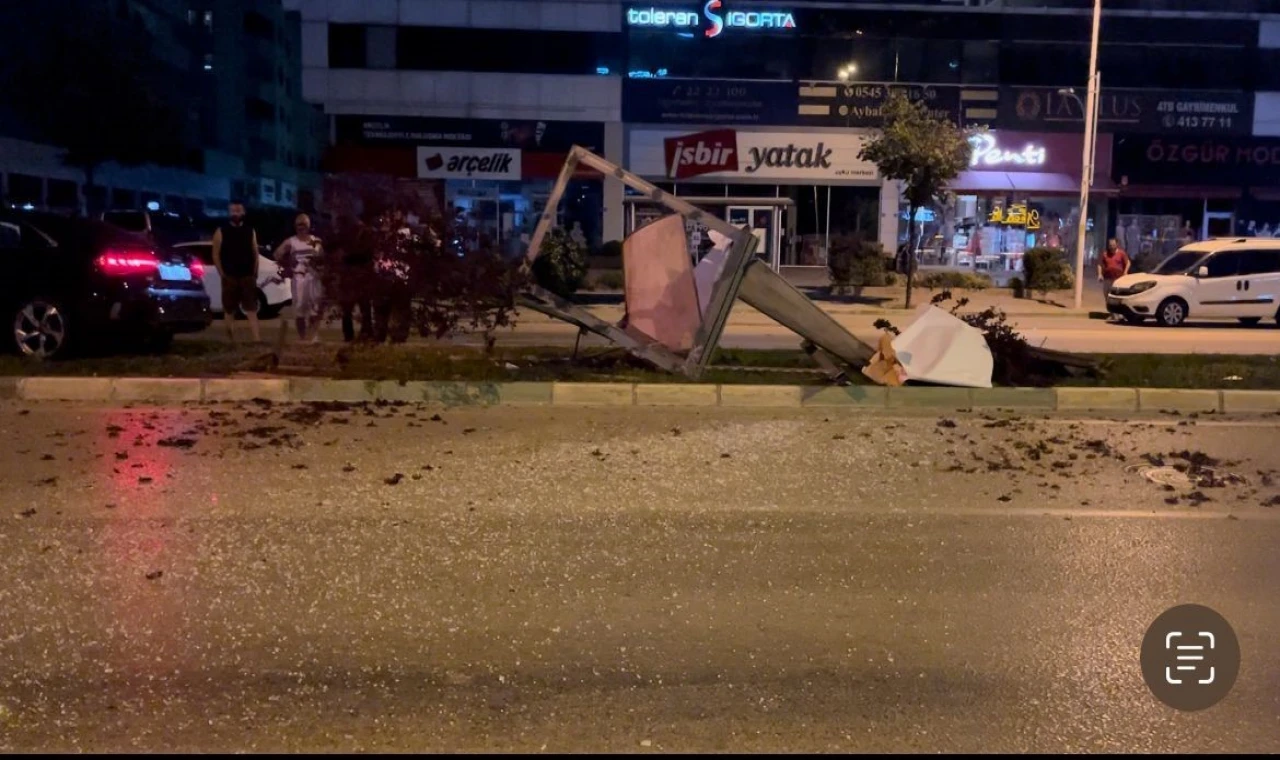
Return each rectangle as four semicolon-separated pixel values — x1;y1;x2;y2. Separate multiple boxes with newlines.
1130;281;1157;293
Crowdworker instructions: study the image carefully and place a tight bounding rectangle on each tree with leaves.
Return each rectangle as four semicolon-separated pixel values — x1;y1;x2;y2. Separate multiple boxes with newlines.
0;2;193;212
859;91;972;309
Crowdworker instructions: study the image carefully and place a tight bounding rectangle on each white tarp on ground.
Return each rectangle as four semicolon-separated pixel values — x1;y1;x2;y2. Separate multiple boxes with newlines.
889;305;994;388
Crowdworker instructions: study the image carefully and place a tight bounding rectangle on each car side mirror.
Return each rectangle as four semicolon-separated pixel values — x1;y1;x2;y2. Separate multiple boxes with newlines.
1196;266;1209;278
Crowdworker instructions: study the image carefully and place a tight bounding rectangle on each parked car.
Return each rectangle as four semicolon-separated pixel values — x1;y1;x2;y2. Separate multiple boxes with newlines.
1;211;211;358
1106;238;1280;327
101;209;204;248
172;241;292;318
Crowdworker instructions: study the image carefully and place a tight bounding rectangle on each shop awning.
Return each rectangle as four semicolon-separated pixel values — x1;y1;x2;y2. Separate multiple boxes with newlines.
952;170;1117;195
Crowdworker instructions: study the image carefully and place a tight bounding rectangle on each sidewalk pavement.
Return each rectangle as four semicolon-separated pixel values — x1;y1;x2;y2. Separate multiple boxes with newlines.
573;283;1110;318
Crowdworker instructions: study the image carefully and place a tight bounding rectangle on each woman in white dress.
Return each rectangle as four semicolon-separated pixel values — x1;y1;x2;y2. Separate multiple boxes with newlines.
274;214;325;341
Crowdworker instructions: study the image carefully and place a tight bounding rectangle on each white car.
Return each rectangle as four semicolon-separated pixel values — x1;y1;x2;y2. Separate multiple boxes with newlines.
1106;238;1280;327
173;241;292;318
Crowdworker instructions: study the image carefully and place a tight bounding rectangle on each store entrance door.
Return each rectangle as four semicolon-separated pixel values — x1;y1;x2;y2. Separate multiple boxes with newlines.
727;206;781;270
1204;212;1234;239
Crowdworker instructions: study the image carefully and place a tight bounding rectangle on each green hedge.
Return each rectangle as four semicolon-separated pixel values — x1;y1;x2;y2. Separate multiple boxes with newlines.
1022;247;1074;294
917;270;993;290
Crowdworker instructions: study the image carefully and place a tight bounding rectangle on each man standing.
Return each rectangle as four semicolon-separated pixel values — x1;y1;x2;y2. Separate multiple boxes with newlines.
1097;237;1131;295
212;201;262;343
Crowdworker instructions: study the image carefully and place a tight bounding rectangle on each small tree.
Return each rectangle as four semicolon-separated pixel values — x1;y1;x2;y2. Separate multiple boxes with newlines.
314;175;526;352
532;227;590;298
1021;247;1075;296
859;91;972;308
827;235;890;296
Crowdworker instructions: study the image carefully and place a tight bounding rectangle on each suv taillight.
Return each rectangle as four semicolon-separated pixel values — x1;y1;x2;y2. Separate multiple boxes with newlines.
96;249;160;277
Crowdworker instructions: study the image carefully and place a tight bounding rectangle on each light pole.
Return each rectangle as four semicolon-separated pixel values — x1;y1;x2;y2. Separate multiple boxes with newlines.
1068;0;1103;310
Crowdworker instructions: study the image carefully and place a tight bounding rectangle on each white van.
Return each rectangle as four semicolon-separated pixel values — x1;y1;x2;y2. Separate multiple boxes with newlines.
1106;238;1280;327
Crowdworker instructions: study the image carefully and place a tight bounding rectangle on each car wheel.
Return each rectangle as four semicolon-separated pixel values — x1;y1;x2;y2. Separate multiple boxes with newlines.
12;298;71;359
1238;317;1262;326
1156;298;1188;327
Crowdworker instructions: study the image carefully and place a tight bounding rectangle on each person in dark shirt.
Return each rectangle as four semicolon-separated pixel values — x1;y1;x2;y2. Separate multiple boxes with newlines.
335;214;374;342
211;201;262;343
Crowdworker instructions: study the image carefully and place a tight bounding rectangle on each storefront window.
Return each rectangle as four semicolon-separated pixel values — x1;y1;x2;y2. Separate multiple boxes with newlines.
900;191;1108;278
446;179;602;257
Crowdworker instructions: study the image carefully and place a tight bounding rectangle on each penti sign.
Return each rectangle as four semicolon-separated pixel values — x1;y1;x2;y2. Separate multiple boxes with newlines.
627;1;797;38
968;132;1047;169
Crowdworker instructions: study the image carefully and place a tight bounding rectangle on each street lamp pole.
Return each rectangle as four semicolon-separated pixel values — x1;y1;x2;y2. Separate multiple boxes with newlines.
1072;0;1103;310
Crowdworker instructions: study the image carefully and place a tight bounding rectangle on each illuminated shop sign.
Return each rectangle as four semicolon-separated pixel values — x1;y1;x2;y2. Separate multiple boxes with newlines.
968;132;1047;168
627;1;797;38
987;203;1041;230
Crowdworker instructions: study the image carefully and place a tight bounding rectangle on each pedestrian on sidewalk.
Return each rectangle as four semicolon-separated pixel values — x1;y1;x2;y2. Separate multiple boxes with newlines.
336;215;373;343
274;213;324;342
371;210;415;344
211;201;262;343
1097;238;1131;293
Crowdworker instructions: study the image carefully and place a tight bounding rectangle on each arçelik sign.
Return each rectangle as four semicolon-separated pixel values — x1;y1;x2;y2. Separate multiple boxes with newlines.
627;1;796;38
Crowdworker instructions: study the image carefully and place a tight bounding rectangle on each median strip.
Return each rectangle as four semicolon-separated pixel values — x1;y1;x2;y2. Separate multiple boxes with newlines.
5;377;1280;414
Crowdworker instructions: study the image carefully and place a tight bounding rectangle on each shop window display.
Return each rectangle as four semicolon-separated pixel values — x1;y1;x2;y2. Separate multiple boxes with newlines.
901;193;1107;277
446;179;602;258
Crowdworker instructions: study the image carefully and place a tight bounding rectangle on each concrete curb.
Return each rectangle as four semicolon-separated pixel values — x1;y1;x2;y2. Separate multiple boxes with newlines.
3;377;1280;415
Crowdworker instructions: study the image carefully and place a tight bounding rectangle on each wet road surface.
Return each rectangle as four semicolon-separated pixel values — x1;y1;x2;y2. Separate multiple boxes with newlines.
1;402;1279;752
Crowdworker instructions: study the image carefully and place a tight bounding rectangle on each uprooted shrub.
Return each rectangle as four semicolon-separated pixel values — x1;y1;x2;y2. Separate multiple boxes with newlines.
870;291;1097;387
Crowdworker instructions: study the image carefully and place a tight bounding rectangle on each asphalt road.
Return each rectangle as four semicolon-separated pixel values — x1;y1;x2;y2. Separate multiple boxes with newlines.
2;403;1279;752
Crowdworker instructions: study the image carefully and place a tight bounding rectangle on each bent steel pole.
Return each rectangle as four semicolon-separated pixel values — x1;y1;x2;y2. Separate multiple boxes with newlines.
1073;0;1103;310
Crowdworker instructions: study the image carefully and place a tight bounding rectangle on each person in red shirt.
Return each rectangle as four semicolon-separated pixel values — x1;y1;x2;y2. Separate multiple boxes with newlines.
1097;238;1131;293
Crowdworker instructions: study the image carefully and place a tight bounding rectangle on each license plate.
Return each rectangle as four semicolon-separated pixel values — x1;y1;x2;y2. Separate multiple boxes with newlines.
158;263;192;281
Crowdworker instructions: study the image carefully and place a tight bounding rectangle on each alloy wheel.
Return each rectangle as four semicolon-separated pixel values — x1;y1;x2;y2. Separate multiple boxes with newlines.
13;300;67;358
1159;300;1186;327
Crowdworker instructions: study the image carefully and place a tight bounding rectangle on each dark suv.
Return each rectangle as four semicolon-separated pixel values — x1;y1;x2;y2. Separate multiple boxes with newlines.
2;211;211;358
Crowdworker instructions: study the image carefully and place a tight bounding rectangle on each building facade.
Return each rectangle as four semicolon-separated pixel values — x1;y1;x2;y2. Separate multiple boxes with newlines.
291;0;1280;271
0;0;324;218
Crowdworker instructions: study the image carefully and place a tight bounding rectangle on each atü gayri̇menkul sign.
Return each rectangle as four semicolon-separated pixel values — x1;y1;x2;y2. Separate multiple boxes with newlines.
626;1;796;38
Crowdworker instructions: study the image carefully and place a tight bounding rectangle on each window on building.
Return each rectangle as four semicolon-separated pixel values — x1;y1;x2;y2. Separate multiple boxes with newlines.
110;188;137;209
1253;49;1280;90
203;53;213;72
203;10;213;29
961;40;999;84
244;11;273;40
328;23;367;68
47;179;79;209
626;30;790;80
397;26;623;76
85;185;108;212
366;25;397;70
245;97;274;122
8;174;42;205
